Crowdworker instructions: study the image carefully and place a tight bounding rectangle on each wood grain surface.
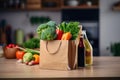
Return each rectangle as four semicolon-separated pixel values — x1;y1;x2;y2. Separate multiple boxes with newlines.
0;57;120;79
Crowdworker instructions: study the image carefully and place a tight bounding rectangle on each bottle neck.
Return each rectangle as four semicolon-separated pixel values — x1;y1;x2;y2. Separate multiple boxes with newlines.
79;36;84;47
82;30;88;40
83;32;88;40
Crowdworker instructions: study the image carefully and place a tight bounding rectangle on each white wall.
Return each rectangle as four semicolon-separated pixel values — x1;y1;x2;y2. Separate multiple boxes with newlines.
100;0;120;56
0;11;61;34
0;11;61;43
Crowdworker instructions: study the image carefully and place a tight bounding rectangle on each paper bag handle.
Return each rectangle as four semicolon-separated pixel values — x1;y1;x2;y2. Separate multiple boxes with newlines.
46;41;62;55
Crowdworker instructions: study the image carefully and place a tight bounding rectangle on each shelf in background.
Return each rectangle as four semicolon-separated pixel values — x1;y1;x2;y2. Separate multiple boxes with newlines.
0;8;61;11
0;0;99;11
112;6;120;11
62;5;99;9
0;5;99;11
41;7;61;11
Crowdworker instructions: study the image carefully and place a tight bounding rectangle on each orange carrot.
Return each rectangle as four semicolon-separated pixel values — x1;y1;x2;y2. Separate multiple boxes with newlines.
61;32;72;40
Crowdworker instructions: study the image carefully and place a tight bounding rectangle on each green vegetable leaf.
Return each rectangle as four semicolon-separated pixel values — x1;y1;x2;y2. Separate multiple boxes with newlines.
58;21;80;40
22;38;40;49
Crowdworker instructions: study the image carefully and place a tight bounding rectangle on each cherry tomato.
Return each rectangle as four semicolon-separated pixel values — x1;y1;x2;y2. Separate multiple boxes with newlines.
16;50;25;60
11;44;15;47
8;44;12;48
7;44;16;48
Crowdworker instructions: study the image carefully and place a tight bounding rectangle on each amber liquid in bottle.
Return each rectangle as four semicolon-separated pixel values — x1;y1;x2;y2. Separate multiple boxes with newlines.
83;31;93;66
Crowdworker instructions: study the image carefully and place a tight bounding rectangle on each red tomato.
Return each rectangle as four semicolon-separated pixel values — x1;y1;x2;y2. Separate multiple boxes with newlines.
8;44;16;48
8;44;12;48
16;50;25;60
11;44;15;47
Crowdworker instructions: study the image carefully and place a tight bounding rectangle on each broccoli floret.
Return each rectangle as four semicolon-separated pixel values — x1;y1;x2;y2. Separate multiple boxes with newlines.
36;21;57;40
47;21;56;28
41;27;57;40
36;23;49;38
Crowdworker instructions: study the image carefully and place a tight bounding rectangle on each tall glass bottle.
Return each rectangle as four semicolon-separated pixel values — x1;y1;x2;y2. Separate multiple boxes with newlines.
82;30;93;66
78;34;85;67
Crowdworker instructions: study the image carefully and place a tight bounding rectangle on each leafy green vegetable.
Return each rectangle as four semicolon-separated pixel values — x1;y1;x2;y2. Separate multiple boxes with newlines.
58;21;80;40
22;38;40;49
36;21;57;40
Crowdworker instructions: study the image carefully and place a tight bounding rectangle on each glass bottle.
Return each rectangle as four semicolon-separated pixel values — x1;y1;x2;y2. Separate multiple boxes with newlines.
15;29;24;46
82;30;93;66
78;34;85;67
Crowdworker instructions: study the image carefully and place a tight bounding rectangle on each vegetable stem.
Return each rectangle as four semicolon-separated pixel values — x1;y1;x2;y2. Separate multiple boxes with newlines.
16;46;40;54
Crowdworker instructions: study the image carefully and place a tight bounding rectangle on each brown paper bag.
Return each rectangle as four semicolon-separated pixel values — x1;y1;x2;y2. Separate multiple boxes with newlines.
39;40;76;70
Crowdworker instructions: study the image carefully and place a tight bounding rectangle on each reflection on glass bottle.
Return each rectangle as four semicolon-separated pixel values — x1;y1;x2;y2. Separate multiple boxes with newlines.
82;30;93;66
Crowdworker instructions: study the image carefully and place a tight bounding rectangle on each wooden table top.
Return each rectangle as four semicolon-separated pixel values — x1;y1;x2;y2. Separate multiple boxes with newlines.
0;57;120;79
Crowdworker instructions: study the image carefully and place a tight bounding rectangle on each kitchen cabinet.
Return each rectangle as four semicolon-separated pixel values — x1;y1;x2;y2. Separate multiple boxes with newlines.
0;0;99;11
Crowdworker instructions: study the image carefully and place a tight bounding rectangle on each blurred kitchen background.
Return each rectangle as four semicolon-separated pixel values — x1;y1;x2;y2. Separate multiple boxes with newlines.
0;0;120;56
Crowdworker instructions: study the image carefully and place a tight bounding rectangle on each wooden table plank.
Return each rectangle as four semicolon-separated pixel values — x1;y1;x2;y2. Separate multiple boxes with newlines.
0;57;120;79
